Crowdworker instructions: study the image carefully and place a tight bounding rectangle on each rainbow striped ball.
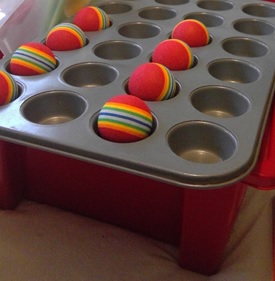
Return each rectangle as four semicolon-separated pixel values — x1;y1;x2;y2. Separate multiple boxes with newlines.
172;19;210;47
73;6;111;31
152;39;193;71
10;42;57;76
0;70;18;105
128;62;177;101
98;94;153;143
46;23;86;51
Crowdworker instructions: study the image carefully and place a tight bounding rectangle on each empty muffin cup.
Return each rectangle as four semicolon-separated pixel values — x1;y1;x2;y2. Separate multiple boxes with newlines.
222;37;269;57
190;86;250;118
155;0;189;5
62;63;118;87
21;91;87;125
118;22;161;38
184;12;224;27
167;121;237;164
233;19;275;35
98;2;132;14
94;41;142;60
197;0;234;11
242;3;275;18
138;6;177;20
208;59;260;83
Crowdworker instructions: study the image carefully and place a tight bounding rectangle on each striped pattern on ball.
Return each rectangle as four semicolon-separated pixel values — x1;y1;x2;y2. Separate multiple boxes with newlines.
0;71;18;105
47;23;86;50
188;19;210;44
73;6;110;31
98;95;153;142
152;39;193;71
169;39;193;69
88;7;110;30
172;19;210;47
128;62;176;101
10;43;57;75
155;64;176;100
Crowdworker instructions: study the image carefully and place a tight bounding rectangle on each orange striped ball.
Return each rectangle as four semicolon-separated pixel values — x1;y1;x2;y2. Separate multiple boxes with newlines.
98;94;153;143
0;70;18;105
172;19;210;47
73;6;111;31
10;42;57;76
128;62;176;101
46;23;87;51
152;39;193;71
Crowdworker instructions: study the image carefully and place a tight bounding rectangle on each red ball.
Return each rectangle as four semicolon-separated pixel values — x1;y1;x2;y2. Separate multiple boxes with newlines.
10;42;57;76
128;62;177;101
46;23;86;51
97;94;153;143
172;19;210;47
152;39;193;71
73;6;111;31
0;70;18;105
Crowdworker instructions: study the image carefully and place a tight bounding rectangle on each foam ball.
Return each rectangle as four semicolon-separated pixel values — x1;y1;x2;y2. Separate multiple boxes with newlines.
9;42;57;76
128;62;177;101
172;19;210;47
0;70;18;105
46;23;86;51
73;6;111;31
152;39;193;71
98;94;153;143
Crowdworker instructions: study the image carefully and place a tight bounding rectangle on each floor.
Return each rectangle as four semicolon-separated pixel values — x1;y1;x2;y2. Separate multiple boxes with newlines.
0;187;273;281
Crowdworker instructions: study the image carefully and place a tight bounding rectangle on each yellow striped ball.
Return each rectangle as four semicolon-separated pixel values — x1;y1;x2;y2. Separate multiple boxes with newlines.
98;94;153;143
73;6;111;31
152;39;193;71
10;42;57;76
172;19;210;47
46;23;87;51
0;70;18;105
128;62;176;101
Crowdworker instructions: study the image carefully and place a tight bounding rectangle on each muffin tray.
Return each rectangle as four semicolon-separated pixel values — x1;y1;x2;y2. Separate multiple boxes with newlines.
244;95;275;189
0;0;275;188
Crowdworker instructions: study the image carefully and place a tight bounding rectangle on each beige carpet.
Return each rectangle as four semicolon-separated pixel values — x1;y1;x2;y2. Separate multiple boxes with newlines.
0;187;274;281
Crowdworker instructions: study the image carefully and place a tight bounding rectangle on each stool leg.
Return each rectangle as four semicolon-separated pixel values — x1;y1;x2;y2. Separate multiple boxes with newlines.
0;141;24;209
272;197;275;281
179;182;247;275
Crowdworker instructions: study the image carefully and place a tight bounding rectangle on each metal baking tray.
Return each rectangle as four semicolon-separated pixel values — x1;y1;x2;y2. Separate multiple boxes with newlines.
0;0;274;188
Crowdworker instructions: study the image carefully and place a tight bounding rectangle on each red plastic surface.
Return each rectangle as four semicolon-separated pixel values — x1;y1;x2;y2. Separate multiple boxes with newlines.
22;147;183;246
273;198;275;281
0;141;24;209
14;146;246;275
180;183;247;274
0;140;248;275
244;94;275;189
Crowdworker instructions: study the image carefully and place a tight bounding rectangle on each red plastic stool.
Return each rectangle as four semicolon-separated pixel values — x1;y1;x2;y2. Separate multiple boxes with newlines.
10;145;246;276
